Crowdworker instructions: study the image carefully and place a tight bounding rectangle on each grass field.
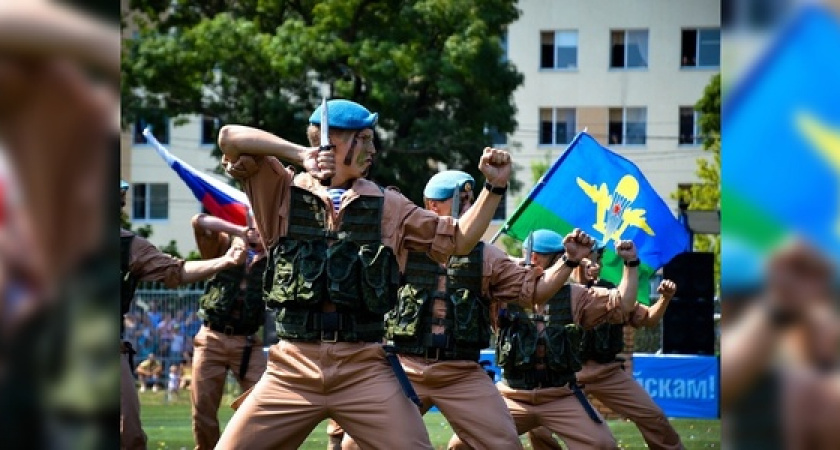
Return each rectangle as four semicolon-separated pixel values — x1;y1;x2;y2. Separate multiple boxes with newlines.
139;391;719;449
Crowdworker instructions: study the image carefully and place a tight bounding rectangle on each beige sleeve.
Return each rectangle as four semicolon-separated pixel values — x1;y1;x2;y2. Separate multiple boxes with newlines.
482;244;539;307
129;235;184;288
571;284;625;329
223;154;294;248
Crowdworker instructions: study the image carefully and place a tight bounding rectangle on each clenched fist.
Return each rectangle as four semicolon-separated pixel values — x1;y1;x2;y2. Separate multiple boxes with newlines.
478;147;512;187
303;146;336;183
563;228;595;261
615;240;638;263
657;279;677;301
224;238;248;266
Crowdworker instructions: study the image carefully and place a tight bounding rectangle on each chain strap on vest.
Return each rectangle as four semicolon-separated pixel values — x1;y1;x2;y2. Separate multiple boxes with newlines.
198;258;268;335
387;244;490;361
264;186;400;342
497;285;583;389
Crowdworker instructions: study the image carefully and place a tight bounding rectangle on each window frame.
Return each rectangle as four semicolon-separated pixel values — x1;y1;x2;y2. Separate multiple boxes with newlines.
681;28;721;69
131;182;170;222
132;115;171;147
539;29;579;71
609;29;649;70
679;107;703;146
538;107;577;147
607;107;648;147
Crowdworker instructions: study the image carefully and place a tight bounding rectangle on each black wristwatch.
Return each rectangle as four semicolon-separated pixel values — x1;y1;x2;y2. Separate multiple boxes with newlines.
561;254;580;268
624;259;641;267
484;181;508;196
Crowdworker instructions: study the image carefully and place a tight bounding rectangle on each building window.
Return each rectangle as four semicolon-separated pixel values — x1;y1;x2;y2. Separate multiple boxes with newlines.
608;107;647;145
133;114;170;145
679;107;702;145
132;183;169;220
201;116;218;145
610;29;648;69
539;108;576;145
540;30;578;69
681;29;720;67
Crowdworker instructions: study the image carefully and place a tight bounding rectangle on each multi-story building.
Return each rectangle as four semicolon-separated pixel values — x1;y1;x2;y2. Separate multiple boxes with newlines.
123;0;720;254
486;0;720;242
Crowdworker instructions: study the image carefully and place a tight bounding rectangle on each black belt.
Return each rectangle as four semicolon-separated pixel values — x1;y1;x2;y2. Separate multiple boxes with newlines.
393;344;480;362
204;321;253;336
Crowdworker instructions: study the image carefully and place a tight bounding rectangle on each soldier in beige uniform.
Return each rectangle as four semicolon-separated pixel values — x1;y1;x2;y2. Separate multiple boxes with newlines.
120;182;246;450
214;99;512;449
190;213;270;449
449;229;639;449
340;171;596;449
526;248;683;450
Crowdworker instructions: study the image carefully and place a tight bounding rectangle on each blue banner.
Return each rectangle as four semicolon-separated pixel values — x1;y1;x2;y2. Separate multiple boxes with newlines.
632;354;719;419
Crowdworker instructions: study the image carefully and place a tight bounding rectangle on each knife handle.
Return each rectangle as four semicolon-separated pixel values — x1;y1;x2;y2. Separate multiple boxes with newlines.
318;145;333;186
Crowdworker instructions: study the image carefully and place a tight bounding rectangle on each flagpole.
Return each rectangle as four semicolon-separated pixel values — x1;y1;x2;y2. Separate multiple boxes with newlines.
492;131;588;244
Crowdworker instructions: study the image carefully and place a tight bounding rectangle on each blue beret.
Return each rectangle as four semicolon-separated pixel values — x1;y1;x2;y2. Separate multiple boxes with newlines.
120;180;129;191
309;99;378;130
531;229;565;254
720;237;764;295
423;170;476;200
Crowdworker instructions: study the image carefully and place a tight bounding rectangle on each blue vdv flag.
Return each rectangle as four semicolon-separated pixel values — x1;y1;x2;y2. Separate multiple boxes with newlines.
723;5;840;255
499;132;690;304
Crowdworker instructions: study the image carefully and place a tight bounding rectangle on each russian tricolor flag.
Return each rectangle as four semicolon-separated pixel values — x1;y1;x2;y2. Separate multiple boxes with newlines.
142;128;250;226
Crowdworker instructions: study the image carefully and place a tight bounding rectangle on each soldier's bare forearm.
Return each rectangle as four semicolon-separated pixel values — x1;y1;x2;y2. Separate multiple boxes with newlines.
617;266;638;314
453;188;501;255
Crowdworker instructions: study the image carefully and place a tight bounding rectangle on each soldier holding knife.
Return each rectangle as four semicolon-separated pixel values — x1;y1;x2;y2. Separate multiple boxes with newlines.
214;99;513;449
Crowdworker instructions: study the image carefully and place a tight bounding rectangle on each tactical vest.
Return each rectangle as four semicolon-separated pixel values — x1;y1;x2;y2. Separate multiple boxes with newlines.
386;244;489;360
496;285;583;389
579;279;624;363
198;257;268;335
120;234;139;321
263;186;400;342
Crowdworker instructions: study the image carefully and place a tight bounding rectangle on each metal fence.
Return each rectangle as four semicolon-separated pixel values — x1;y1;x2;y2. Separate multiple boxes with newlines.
122;281;277;373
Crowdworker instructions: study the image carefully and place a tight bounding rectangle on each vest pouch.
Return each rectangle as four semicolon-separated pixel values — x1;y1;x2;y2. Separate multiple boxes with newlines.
265;240;300;308
544;324;583;374
388;284;427;339
326;240;362;310
450;288;491;349
275;308;315;340
511;320;539;370
359;244;399;315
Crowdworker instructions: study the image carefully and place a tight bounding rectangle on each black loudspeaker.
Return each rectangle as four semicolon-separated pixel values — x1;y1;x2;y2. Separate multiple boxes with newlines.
661;252;715;355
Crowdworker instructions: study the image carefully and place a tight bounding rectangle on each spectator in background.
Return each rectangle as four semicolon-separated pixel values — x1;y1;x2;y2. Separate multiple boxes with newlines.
180;359;193;391
147;300;162;329
166;364;181;402
136;354;163;393
170;324;186;366
184;310;202;337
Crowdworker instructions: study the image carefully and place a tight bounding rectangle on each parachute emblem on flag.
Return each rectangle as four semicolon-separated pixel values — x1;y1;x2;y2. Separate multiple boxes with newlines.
576;174;656;245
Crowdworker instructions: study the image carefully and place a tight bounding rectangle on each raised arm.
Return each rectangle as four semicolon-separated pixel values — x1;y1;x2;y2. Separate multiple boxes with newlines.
637;279;676;327
452;148;512;255
191;213;243;259
615;240;639;315
534;230;596;304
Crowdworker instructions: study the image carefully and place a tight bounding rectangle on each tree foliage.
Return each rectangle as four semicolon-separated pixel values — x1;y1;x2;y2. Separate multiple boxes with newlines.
122;0;523;205
673;73;721;285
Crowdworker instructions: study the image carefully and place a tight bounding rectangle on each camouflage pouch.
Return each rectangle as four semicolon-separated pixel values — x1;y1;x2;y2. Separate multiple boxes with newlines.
326;240;362;310
266;239;327;309
359;244;400;315
451;288;491;349
388;284;427;339
545;323;584;373
511;319;539;370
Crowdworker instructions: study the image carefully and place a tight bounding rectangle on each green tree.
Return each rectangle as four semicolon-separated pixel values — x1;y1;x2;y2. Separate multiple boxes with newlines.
122;0;523;204
673;73;721;285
